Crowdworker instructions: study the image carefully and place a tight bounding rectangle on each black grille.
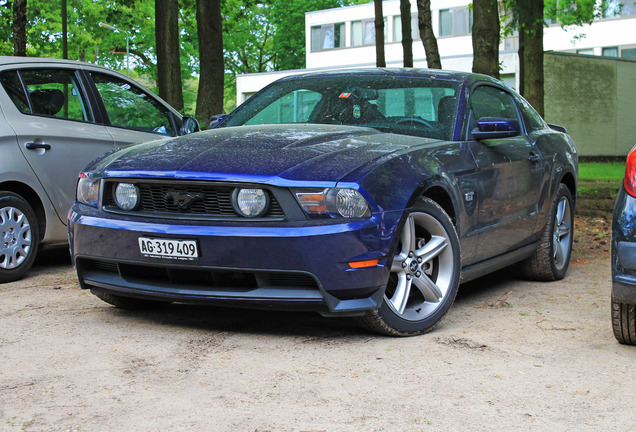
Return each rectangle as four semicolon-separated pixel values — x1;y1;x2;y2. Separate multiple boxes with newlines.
103;181;284;219
78;259;319;291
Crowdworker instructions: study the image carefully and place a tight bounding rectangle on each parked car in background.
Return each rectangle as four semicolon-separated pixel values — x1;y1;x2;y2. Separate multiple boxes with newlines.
68;68;577;336
611;145;636;345
0;56;199;282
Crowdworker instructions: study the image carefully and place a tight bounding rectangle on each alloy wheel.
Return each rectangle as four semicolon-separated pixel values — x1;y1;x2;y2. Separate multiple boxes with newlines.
386;212;455;321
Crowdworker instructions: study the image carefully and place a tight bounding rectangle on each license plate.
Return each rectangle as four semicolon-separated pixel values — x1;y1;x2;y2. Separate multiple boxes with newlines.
138;237;199;260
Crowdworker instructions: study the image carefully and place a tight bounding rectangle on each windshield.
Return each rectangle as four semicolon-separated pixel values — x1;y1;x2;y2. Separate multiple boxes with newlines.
222;75;461;140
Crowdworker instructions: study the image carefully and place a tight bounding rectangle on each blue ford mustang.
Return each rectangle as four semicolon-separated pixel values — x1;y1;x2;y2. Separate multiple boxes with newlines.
68;69;578;336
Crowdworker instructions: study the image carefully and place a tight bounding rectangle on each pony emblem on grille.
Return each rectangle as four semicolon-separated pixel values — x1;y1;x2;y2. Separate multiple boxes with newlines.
164;190;204;210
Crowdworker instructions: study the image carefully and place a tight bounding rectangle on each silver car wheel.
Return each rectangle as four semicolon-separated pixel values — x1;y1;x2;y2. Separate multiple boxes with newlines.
386;211;455;321
552;196;572;271
0;206;32;270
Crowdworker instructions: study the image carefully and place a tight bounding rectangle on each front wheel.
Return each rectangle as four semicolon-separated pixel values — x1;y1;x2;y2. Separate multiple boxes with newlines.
521;183;574;281
362;198;460;336
0;192;39;283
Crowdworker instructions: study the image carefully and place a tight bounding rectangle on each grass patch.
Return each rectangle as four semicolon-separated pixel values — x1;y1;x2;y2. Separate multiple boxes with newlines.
578;162;625;183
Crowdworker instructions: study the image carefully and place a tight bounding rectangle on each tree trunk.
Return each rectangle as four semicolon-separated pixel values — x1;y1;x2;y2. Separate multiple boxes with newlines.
519;0;544;116
472;0;500;78
400;0;413;67
415;0;441;69
156;0;184;111
13;0;27;56
374;0;385;67
62;0;68;59
196;0;224;123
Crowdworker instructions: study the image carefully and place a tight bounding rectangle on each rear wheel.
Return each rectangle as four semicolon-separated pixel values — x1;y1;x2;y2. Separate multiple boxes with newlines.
0;192;39;283
363;198;460;336
92;290;167;310
522;183;573;281
612;297;636;345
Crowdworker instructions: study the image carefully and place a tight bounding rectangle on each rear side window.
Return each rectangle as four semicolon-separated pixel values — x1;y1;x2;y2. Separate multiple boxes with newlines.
0;69;90;122
91;72;175;136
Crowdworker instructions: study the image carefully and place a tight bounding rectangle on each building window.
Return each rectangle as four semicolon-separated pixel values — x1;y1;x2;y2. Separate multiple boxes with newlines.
602;47;619;57
504;36;518;51
621;48;636;60
393;14;420;42
352;18;387;46
310;23;345;52
439;7;472;37
603;0;636;18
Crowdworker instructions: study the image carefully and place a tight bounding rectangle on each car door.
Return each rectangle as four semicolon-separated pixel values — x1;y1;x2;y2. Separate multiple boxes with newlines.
86;71;180;146
465;84;543;261
0;67;115;224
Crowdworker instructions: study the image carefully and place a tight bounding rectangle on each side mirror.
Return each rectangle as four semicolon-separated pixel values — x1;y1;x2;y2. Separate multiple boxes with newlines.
181;116;200;135
208;114;228;129
471;117;520;140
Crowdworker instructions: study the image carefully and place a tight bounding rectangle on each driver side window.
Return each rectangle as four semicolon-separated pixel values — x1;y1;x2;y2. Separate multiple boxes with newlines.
470;85;520;122
467;85;520;139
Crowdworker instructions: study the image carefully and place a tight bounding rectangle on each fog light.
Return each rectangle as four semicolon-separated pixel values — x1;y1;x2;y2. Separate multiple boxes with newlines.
233;188;269;217
114;183;139;211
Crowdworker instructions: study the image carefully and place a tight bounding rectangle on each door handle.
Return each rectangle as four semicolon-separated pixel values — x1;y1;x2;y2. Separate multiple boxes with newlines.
26;142;51;150
529;153;541;163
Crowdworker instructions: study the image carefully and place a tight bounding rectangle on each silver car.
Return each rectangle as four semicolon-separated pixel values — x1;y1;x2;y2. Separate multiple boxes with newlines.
0;56;199;282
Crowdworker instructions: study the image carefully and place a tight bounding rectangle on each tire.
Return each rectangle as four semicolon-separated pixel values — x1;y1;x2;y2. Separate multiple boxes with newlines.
521;183;574;281
92;290;167;310
362;197;460;336
0;192;39;283
612;297;636;345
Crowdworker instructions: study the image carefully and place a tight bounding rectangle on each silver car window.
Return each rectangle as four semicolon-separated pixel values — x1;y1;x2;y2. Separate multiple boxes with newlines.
90;72;175;136
0;69;91;122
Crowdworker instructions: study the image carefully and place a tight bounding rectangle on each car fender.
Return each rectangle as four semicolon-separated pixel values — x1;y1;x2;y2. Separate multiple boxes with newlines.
352;149;466;259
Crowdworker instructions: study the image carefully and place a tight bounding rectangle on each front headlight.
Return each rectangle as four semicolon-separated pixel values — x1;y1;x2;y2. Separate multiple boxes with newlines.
295;188;371;218
76;173;100;207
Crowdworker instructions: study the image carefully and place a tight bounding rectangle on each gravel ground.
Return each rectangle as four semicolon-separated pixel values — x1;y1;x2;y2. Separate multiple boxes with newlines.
0;216;634;432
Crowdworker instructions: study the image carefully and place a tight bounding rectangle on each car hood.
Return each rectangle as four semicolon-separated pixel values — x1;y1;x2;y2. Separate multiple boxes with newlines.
92;124;433;184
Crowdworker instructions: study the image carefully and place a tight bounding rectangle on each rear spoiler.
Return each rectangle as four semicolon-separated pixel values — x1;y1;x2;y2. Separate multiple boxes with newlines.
548;123;567;133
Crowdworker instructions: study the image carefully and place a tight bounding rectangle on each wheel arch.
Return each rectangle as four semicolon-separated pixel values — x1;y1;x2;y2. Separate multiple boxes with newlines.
560;170;577;205
0;181;47;241
421;185;457;227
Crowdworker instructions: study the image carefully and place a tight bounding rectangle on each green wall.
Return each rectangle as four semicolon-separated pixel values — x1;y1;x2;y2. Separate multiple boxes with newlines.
544;52;636;157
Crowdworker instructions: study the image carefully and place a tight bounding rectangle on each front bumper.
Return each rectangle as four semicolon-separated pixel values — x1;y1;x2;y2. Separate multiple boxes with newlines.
68;205;403;315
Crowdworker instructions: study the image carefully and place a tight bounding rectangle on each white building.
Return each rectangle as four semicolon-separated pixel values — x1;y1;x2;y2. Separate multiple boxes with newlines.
236;0;636;104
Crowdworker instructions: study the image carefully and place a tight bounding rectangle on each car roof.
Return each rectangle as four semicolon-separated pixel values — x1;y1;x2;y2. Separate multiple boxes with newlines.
0;56;119;74
276;67;500;87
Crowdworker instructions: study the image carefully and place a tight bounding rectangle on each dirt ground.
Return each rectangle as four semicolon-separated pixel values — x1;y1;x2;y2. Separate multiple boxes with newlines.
1;206;634;431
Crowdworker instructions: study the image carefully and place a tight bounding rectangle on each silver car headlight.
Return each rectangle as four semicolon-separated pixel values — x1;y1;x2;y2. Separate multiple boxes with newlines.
76;173;100;207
